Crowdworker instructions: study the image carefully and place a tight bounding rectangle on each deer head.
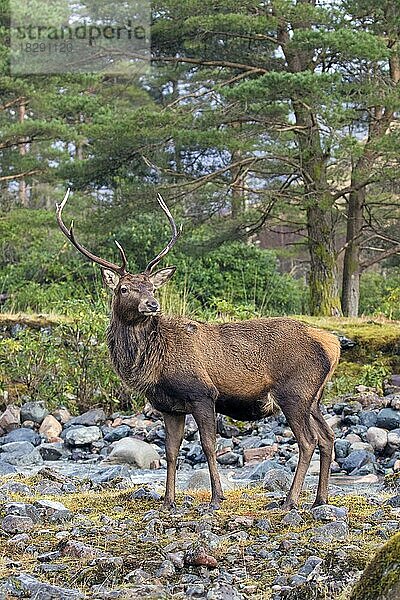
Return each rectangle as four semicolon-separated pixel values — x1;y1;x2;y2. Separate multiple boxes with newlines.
56;189;181;321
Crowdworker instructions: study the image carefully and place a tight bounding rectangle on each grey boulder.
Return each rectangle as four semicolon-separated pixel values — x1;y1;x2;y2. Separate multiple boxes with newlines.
376;408;400;431
64;426;102;447
103;437;160;469
20;401;48;425
0;428;41;446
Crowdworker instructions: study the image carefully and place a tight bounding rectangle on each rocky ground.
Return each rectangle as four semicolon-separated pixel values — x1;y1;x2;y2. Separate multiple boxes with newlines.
0;386;400;599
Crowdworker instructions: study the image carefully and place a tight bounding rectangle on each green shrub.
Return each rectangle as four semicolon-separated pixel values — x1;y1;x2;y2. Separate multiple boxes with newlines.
359;270;400;319
174;242;306;317
0;303;138;414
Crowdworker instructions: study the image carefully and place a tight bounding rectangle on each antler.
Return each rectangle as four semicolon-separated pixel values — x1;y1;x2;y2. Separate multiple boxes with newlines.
144;194;182;274
56;188;128;275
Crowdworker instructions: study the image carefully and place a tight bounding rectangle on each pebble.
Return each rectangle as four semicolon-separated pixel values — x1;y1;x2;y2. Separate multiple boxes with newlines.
2;514;34;533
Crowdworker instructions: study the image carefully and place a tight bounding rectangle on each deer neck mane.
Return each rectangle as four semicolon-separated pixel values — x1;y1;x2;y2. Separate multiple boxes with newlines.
106;313;166;393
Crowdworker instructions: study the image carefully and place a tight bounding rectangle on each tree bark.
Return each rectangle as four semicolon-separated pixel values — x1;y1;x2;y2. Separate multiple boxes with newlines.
18;100;29;207
341;186;365;316
293;104;341;315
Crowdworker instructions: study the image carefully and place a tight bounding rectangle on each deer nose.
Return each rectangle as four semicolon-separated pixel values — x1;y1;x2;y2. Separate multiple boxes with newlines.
145;299;159;312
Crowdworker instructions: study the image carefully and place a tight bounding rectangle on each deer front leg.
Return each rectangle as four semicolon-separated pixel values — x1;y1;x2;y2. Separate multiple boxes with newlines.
163;413;185;509
191;402;225;509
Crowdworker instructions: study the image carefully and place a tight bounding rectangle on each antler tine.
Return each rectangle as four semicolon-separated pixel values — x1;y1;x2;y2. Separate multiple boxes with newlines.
56;188;128;275
144;194;182;274
114;240;128;273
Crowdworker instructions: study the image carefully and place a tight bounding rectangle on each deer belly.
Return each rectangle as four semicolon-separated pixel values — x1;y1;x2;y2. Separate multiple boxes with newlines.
216;394;274;421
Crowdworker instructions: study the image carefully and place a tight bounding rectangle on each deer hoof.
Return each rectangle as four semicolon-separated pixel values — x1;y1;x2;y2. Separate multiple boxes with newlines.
209;495;225;510
281;499;297;511
311;498;327;508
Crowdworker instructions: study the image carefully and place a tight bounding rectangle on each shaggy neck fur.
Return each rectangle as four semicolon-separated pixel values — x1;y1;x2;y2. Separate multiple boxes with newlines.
106;312;167;393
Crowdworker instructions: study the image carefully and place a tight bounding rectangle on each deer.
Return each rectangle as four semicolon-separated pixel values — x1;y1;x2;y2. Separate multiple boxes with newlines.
56;189;340;510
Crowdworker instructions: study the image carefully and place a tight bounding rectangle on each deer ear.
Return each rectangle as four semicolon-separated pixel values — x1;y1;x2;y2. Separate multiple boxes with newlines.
149;266;176;289
102;269;119;291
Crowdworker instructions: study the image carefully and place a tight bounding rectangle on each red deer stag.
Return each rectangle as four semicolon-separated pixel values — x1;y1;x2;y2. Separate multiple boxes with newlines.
56;189;340;510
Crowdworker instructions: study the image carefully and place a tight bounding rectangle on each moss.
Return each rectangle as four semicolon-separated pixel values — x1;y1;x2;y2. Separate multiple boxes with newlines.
296;316;400;356
1;478;395;598
350;532;400;600
0;312;70;329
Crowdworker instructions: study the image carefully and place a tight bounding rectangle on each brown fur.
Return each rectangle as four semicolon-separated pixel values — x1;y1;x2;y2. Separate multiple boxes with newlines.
106;274;340;510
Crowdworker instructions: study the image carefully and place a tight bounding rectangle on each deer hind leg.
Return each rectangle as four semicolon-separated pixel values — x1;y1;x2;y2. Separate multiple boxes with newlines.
280;400;318;510
191;401;225;509
310;402;334;507
163;413;185;509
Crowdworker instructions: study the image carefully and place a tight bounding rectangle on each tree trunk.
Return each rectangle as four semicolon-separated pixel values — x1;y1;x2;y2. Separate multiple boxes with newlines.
18;100;28;207
342;186;365;316
292;104;341;316
307;203;341;315
231;122;246;218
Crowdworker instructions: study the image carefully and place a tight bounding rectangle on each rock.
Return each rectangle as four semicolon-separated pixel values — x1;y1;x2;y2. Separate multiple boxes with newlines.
129;486;161;501
349;532;400;600
359;411;378;428
217;450;240;465
282;509;303;526
350;441;374;453
386;495;400;508
59;539;99;558
2;514;34;533
66;408;106;427
38;442;64;461
390;394;400;410
256;518;271;531
34;499;72;522
0;461;17;475
0;405;20;432
343;401;362;415
311;504;348;522
0;427;41;446
155;559;176;578
103;424;132;442
186;584;205;597
387;430;400;452
334;439;351;460
185;545;218;568
185;468;235;491
1;441;43;467
311;520;349;542
39;415;62;440
325;414;342;429
216;415;240;438
243;444;278;463
52;407;72;425
0;481;31;496
376;408;400;431
2;573;84;599
64;425;102;447
345;433;362;443
341;450;376;474
263;468;292;492
337;334;356;349
298;555;323;578
7;533;30;549
87;465;132;485
366;427;388;452
6;501;41;522
20;401;48;425
207;583;244;599
103;437;160;469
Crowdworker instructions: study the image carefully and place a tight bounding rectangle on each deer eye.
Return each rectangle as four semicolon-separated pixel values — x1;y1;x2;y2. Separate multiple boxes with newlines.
120;286;129;294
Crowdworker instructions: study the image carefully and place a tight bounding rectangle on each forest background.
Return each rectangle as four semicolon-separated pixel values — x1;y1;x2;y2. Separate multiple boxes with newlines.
0;0;399;412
